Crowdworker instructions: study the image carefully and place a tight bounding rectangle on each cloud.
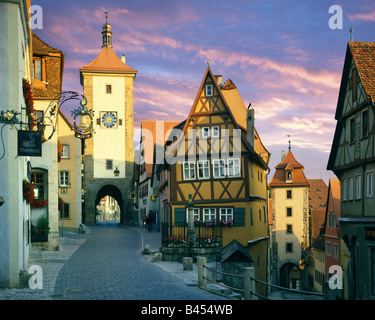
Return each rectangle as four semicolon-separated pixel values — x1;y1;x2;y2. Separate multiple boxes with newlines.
348;10;375;22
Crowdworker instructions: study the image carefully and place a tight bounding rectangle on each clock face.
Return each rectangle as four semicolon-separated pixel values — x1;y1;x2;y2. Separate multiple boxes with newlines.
101;112;117;129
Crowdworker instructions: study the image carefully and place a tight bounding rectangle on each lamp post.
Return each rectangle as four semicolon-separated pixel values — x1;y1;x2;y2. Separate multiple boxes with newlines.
187;194;196;247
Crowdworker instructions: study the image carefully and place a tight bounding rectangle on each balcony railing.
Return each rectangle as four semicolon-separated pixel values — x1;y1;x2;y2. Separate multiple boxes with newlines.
162;222;223;248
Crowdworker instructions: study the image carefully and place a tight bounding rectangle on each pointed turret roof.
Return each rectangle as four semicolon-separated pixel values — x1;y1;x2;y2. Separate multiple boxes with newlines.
269;150;309;187
80;47;137;75
80;14;136;85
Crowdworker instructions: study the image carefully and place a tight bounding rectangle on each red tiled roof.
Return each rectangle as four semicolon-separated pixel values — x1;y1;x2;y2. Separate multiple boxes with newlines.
32;32;62;55
308;179;328;209
311;208;326;242
349;42;375;101
80;46;137;74
269;151;309;187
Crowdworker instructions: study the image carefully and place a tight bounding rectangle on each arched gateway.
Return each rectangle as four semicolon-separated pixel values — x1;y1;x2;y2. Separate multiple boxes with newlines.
79;14;137;226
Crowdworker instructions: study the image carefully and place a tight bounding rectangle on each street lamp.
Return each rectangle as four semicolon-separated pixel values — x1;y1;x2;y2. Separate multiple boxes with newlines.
187;194;196;247
114;167;120;177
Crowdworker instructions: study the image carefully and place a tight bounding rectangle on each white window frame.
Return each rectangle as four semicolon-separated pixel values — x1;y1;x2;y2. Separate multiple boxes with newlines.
197;160;210;179
356;174;361;199
211;126;220;138
212;159;226;178
206;84;213;97
203;208;216;223
61;145;69;159
201;127;210;138
183;161;196;180
367;171;374;198
186;208;200;223
227;158;241;177
59;171;69;187
219;208;233;222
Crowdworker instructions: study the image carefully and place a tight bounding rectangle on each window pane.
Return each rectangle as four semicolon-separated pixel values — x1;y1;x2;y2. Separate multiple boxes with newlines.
203;208;216;222
62;145;69;158
34;60;42;80
198;161;209;178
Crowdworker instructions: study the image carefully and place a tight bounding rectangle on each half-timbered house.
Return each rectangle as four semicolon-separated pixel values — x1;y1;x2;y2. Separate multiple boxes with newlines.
327;41;375;300
163;66;271;293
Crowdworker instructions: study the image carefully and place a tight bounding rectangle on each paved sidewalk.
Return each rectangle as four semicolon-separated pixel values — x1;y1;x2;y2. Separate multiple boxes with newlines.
0;234;87;300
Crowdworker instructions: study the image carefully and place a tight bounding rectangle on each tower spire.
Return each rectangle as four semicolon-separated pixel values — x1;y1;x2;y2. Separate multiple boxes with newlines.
102;11;113;48
350;26;353;42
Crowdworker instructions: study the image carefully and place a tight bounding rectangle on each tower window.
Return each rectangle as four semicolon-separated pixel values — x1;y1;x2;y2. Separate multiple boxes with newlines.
106;84;112;94
106;159;113;170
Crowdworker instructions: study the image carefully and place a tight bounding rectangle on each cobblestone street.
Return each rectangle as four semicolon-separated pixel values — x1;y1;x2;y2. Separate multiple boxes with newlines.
0;223;227;301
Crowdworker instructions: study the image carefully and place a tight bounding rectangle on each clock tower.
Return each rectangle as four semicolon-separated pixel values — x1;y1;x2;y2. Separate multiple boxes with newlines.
80;13;137;225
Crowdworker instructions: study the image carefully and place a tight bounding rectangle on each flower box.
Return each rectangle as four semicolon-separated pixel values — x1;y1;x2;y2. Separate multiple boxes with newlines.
31;233;48;242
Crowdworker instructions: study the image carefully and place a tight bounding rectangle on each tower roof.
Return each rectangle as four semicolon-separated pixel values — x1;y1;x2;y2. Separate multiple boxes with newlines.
80;46;137;75
80;13;137;83
269;150;310;187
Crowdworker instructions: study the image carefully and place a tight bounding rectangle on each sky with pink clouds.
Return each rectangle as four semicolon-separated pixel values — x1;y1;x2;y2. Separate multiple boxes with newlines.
32;0;375;184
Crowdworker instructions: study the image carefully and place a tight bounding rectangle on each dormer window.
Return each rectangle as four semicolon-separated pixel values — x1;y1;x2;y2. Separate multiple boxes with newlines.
286;171;293;183
33;59;42;80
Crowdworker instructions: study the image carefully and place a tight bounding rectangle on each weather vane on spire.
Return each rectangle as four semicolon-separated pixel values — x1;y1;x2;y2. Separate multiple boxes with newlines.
287;135;291;151
105;11;109;22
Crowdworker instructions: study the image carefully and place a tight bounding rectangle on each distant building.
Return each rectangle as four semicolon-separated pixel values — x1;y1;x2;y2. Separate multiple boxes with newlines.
57;110;82;233
308;179;328;293
137;120;180;230
269;148;310;289
327;41;375;299
323;178;342;298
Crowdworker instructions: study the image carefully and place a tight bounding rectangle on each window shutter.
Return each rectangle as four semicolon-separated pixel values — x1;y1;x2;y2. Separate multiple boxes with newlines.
174;208;186;226
234;208;245;226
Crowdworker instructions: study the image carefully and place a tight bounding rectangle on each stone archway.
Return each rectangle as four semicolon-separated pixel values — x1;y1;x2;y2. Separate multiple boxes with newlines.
280;263;301;289
83;177;134;226
95;185;123;223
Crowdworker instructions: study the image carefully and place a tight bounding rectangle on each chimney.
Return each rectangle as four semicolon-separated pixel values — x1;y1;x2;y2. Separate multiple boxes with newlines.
281;150;286;161
121;54;126;64
247;108;255;149
214;75;222;88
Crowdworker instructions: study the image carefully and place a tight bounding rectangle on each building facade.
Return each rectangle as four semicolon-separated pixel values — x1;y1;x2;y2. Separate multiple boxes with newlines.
31;32;65;250
80;15;137;225
0;0;33;287
269;148;310;289
163;66;271;295
57;110;82;233
327;41;375;300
